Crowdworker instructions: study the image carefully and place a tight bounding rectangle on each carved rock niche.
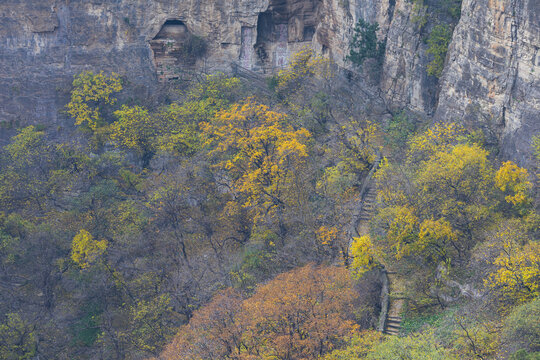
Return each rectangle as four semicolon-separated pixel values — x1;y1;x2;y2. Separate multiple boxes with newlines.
150;20;192;81
252;0;319;70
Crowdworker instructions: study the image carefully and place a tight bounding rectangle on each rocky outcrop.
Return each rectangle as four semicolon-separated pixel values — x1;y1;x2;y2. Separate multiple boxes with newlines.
380;0;432;113
0;0;538;161
436;0;540;164
0;0;360;126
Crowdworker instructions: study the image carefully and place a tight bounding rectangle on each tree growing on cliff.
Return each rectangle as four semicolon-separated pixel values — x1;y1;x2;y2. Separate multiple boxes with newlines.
347;19;386;69
426;24;452;78
66;71;123;131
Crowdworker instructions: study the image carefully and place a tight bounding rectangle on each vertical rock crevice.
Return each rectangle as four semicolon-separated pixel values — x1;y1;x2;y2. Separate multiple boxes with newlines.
435;0;539;165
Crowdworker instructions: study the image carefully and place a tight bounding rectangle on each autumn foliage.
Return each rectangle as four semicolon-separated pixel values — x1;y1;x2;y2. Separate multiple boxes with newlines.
160;265;359;360
203;98;311;230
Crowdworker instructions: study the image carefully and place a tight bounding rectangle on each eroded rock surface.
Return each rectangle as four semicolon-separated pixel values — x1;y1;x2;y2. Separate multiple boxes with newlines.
436;0;540;164
0;0;359;125
0;0;538;162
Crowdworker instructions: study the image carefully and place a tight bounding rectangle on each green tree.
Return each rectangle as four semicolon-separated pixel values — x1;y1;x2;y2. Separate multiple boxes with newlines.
502;297;540;356
126;294;178;355
347;19;386;68
426;24;452;78
110;105;157;165
322;331;383;360
0;126;71;213
0;313;36;360
367;332;457;359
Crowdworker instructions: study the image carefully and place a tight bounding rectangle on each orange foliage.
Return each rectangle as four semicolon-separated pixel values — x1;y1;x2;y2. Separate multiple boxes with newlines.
160;288;244;360
159;265;359;360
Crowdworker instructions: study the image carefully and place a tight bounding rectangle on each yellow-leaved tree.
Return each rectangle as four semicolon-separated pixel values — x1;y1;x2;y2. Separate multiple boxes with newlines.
275;47;327;96
110;105;156;161
71;229;107;269
485;224;540;309
66;71;122;131
202;98;311;236
495;160;533;207
350;235;380;278
354;124;497;281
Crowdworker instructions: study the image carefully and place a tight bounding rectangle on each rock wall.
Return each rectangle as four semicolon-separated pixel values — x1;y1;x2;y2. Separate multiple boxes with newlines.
436;0;540;164
0;0;358;125
380;0;431;113
0;0;538;162
0;0;275;126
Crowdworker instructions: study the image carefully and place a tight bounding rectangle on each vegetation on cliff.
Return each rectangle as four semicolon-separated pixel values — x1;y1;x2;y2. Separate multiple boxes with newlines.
0;47;538;360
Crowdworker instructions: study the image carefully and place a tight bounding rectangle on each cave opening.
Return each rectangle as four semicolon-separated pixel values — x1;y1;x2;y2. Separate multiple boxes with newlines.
150;19;206;81
251;0;319;70
303;25;315;41
257;12;275;43
153;20;189;41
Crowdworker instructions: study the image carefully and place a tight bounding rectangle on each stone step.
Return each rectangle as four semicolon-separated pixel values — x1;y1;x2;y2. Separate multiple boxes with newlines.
388;316;402;321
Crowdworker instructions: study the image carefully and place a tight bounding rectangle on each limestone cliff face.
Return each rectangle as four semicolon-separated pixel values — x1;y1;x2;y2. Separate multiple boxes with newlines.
0;0;538;161
0;0;267;126
0;0;359;126
436;0;540;163
380;0;433;113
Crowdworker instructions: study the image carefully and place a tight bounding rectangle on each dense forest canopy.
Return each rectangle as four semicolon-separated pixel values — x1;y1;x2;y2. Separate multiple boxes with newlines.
0;42;538;360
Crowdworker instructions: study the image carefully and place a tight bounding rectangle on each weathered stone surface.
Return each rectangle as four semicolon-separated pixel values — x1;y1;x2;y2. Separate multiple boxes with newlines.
0;0;360;124
0;0;538;162
436;0;540;164
380;0;425;112
380;0;448;115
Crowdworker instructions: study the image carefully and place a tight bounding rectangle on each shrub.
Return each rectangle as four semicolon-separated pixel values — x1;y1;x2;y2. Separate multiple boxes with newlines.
347;19;386;68
179;34;207;63
502;297;540;354
426;24;452;78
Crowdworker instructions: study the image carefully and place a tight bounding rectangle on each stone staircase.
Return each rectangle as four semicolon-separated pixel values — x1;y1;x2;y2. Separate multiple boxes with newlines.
230;62;271;94
347;153;382;241
383;273;406;336
357;186;377;224
385;315;402;335
346;154;405;337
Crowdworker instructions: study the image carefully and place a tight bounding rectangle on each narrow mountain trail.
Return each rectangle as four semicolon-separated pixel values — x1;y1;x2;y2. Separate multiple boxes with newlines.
349;153;404;336
230;62;271;94
383;272;406;335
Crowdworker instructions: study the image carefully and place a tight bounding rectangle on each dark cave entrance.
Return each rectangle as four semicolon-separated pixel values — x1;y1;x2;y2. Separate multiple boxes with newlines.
252;0;319;70
150;19;206;81
153;19;189;40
